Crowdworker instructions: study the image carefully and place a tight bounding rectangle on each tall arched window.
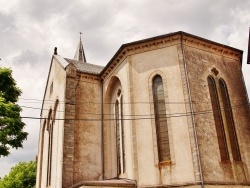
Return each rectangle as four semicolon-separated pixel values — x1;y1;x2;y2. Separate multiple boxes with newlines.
120;95;126;173
38;119;46;188
152;75;170;162
219;79;241;161
46;109;53;186
46;100;59;186
208;77;229;161
115;100;121;175
115;94;126;176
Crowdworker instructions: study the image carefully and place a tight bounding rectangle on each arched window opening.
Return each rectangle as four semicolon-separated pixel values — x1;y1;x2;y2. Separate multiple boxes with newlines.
115;100;121;175
53;99;59;120
207;77;229;161
38;119;46;188
219;79;241;161
121;95;126;173
46;109;53;186
104;77;126;179
152;75;170;162
46;100;59;186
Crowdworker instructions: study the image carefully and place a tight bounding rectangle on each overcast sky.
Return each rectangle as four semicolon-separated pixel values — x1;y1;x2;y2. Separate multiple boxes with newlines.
0;0;250;178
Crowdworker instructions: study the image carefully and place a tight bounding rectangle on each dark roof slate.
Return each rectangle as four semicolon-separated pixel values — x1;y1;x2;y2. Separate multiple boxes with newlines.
65;58;104;75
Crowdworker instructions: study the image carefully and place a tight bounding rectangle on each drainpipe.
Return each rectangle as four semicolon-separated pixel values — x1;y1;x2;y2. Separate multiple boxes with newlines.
101;79;105;180
181;32;204;188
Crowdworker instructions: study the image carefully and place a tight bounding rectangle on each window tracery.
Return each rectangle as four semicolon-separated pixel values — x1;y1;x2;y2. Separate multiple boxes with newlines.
208;76;241;162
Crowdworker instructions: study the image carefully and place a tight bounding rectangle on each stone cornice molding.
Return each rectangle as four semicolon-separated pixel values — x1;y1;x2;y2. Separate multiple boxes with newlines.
182;35;242;61
100;31;243;80
77;72;101;81
101;34;181;80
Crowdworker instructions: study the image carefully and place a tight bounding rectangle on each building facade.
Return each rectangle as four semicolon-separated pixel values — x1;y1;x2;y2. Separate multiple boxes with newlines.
36;31;250;188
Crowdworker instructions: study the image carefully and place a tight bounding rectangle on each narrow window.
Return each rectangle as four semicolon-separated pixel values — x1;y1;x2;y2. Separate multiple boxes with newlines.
115;100;121;175
121;95;126;173
46;100;59;185
50;81;53;95
207;77;229;161
47;109;53;186
152;75;170;162
38;120;46;188
48;121;53;186
219;79;241;161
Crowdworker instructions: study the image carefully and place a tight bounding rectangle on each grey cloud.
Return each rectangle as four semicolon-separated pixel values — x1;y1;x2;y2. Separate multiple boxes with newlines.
0;13;15;33
17;0;71;22
0;13;18;57
12;49;50;67
6;144;37;164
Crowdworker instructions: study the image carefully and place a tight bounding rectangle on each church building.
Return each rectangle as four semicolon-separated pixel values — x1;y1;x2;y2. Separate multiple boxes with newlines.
36;31;250;188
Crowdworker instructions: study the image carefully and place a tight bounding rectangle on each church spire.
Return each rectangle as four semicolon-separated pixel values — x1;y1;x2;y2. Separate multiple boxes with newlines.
74;32;87;63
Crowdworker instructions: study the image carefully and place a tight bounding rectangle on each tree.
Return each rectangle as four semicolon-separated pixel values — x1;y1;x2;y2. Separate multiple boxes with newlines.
0;160;36;188
0;67;27;157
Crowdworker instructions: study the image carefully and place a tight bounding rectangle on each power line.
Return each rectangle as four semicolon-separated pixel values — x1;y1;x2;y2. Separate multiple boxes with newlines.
20;103;250;115
19;101;249;112
21;110;210;121
18;97;246;105
20;103;250;121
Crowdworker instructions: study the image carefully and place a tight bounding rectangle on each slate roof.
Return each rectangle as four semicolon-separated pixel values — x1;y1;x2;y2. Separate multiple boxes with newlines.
65;58;104;75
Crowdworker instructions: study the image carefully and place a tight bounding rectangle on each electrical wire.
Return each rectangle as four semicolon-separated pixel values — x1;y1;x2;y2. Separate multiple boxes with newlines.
20;103;250;121
18;97;246;105
24;100;250;112
19;100;250;115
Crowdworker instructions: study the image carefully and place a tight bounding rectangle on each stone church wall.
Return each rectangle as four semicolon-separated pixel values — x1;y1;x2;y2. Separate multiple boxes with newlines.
101;41;203;187
73;74;102;183
129;45;196;186
37;56;67;188
102;60;134;180
38;33;250;188
184;44;250;184
101;42;199;186
62;63;77;187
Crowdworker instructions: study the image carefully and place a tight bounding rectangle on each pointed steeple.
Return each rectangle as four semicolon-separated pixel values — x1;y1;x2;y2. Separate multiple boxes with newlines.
74;32;87;63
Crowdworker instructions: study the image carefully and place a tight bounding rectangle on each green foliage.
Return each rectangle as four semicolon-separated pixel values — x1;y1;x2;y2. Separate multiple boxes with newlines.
0;68;27;157
0;160;37;188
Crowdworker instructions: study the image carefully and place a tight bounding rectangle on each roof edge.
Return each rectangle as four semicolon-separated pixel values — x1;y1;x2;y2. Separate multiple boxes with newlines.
100;31;243;76
40;55;68;117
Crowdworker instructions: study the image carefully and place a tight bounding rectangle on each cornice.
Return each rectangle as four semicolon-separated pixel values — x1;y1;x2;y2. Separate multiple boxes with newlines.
100;31;243;80
182;35;242;61
101;34;181;80
77;72;101;81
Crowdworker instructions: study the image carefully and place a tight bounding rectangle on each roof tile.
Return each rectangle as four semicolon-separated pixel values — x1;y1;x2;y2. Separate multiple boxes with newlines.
65;58;104;75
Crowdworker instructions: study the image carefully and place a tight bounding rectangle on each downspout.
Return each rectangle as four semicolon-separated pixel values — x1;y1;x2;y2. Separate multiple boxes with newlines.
181;32;204;188
101;79;104;180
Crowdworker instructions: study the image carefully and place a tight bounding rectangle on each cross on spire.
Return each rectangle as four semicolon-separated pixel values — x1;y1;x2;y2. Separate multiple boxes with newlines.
74;32;87;63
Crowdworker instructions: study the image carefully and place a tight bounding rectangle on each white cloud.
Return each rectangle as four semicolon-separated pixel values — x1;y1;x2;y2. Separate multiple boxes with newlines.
0;0;19;14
